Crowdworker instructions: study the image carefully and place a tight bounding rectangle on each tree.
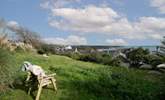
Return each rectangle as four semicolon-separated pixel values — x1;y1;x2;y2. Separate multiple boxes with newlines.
126;48;150;67
8;25;42;49
1;18;43;49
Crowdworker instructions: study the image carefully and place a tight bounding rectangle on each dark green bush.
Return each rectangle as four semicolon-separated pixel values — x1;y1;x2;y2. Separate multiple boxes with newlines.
78;53;102;63
37;48;45;54
126;48;150;67
63;52;121;66
69;52;82;60
144;54;164;69
37;44;56;54
110;58;121;66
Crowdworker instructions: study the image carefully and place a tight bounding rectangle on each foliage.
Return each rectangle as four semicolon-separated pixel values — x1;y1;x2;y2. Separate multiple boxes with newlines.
109;57;121;66
0;34;12;51
144;54;164;69
126;48;150;67
9;26;42;49
0;48;16;93
0;18;43;50
78;53;103;63
37;44;57;55
66;52;82;60
65;52;119;66
14;46;25;52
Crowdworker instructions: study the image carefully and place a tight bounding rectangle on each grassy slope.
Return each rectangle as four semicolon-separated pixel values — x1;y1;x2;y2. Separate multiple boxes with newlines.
0;52;165;100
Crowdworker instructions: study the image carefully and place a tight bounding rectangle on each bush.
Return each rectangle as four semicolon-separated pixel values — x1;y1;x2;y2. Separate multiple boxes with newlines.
69;52;82;60
14;46;25;53
0;48;15;93
78;53;103;63
144;54;164;69
126;48;150;67
37;44;56;54
65;52;118;66
72;66;164;100
110;58;121;66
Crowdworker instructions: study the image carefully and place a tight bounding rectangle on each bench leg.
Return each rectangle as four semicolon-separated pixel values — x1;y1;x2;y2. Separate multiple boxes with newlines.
36;81;43;100
51;78;57;92
28;87;32;95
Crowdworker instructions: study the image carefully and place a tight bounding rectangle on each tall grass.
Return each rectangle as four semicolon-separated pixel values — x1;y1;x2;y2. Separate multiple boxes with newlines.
0;52;165;100
0;47;15;93
0;35;12;51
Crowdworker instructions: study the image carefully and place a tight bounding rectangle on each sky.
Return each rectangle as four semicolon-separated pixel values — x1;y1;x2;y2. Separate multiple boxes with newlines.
0;0;165;46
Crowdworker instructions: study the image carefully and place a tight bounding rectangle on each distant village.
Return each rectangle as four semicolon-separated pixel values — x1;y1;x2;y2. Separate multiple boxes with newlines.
53;45;162;56
1;34;164;58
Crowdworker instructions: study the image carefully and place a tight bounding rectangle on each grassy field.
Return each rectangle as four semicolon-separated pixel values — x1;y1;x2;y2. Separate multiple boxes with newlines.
0;52;165;100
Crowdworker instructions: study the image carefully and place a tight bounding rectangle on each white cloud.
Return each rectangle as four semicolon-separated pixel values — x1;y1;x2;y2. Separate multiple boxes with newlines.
51;5;119;19
106;39;128;46
7;21;19;28
0;20;22;33
0;20;19;29
43;35;87;45
134;17;165;32
150;0;165;14
149;34;162;40
6;21;23;33
49;5;134;35
131;17;165;39
49;6;165;40
41;0;165;45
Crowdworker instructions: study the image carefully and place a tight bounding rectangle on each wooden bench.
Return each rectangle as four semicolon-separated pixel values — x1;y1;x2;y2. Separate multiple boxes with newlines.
26;72;57;100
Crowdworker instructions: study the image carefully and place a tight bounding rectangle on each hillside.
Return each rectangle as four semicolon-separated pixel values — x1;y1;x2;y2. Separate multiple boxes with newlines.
0;52;165;100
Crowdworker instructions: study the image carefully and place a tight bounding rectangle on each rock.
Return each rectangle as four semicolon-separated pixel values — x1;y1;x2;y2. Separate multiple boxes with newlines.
148;71;162;75
43;54;49;57
140;64;152;70
157;64;165;69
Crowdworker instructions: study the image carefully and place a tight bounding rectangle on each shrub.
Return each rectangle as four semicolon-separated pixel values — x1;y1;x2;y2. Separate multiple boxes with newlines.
144;54;164;69
37;44;56;55
101;54;112;65
63;52;121;66
14;46;25;53
0;34;12;51
126;48;150;67
78;53;104;63
0;47;15;93
72;66;164;100
110;58;121;66
69;52;82;60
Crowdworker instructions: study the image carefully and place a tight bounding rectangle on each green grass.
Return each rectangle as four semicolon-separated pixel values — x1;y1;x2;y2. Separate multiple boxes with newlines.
0;52;165;100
